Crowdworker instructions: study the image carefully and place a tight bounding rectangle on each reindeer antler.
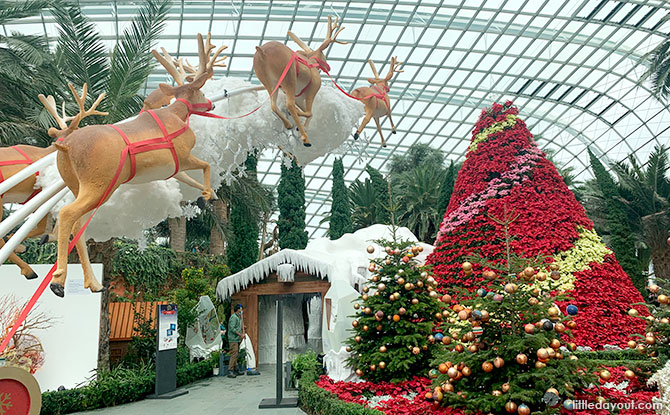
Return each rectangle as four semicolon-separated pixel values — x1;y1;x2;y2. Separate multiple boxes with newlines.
317;15;348;51
67;83;107;131
368;59;380;80
385;56;404;81
192;33;227;80
153;47;186;85
38;94;70;131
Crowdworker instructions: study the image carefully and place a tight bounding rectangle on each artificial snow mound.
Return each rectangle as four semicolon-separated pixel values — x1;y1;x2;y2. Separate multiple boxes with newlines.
34;77;363;242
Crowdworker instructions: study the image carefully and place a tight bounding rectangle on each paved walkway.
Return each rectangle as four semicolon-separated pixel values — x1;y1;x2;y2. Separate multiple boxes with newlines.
75;365;306;415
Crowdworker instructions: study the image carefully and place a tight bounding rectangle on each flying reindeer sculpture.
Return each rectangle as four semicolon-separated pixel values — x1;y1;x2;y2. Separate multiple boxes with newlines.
49;33;225;297
351;57;403;147
253;15;347;147
0;85;105;281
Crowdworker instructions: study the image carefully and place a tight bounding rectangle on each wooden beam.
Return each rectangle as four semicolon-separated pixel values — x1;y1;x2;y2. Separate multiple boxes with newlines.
247;294;259;364
239;280;331;296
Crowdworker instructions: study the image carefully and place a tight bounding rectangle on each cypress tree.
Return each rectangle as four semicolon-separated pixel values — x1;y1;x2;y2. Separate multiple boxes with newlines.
329;157;352;239
437;161;457;215
228;155;260;273
278;159;308;250
587;148;645;297
365;164;390;224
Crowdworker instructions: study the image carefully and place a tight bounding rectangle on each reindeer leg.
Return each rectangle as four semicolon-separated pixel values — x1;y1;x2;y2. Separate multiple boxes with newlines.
387;109;397;134
354;108;375;140
52;187;105;297
180;156;213;201
72;219;102;293
270;91;293;129
374;117;386;147
173;172;217;200
0;238;39;280
285;95;310;147
301;95;315;128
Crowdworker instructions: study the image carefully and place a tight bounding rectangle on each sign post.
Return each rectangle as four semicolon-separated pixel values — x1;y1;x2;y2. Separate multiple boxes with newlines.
148;304;188;399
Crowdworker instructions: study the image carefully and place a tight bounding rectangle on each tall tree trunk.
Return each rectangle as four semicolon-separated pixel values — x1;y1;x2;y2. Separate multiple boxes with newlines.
209;199;228;255
89;239;115;371
169;216;186;252
643;212;670;282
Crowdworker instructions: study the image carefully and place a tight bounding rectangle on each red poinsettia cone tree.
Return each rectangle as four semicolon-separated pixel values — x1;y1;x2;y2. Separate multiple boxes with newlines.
428;101;646;348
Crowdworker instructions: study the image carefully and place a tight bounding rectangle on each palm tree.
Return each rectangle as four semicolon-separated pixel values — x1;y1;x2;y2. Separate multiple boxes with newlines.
611;145;670;282
393;164;445;243
349;179;379;230
0;1;64;146
641;14;670;101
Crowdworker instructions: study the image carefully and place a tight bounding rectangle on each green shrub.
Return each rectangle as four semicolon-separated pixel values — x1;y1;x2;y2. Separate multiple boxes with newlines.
41;355;216;414
291;350;320;387
297;368;382;415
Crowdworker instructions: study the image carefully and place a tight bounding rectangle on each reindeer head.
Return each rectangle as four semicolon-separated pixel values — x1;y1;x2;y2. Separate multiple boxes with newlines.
153;33;227;110
287;15;347;72
367;57;403;87
39;83;107;139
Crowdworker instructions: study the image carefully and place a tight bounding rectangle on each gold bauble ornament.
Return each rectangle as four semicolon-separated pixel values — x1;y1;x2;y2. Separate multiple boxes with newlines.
659;294;669;304
442;310;450;317
528;297;539;306
362;294;369;301
462;262;473;271
548;307;559;317
355;369;363;376
646;336;656;345
518;404;531;415
404;283;412;290
637;344;647;353
566;320;577;329
505;401;517;413
547;348;556;358
554;323;566;333
398;307;406;315
393;314;400;322
504;283;518;293
662;317;670;324
379;345;387;353
569;355;578;361
438;363;448;374
447;367;459;378
384;259;391;266
599;370;611;381
363;286;370;293
397;277;405;285
441;294;452;303
555;352;563;360
516;354;528;364
462;366;472;377
649;284;660;293
454;344;465;353
443;383;454;393
385;246;392;254
537;349;549;360
550;339;561;349
435;312;443;320
458;310;469;320
429;291;439;299
524;324;535;334
628;340;637;349
368;263;376;272
442;336;452;345
550;263;560;271
550;270;561;280
502;382;510;392
417;280;424;288
366;245;375;254
596;396;606;404
625;370;635;380
536;271;547;281
371;275;379;282
535;361;546;368
412;347;420;355
422;344;428;351
354;303;360;310
523;267;535;278
482;362;493;372
481;310;490;321
412;298;419;305
362;325;369;332
369;364;376;371
628;308;639;317
483;270;497;280
352;320;359;328
467;344;478;353
494;357;505;368
394;292;400;300
355;336;361;343
379;361;386;369
376;324;383;331
377;283;386;291
464;332;475;342
492;390;502;396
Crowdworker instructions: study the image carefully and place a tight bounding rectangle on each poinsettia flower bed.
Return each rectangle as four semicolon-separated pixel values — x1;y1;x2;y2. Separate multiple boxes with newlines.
314;366;659;415
428;101;647;348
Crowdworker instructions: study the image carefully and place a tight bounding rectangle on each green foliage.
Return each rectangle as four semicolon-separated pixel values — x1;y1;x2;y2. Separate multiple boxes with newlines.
229;154;261;272
349;179;378;230
17;239;57;264
121;312;157;367
437;161;457;215
388;143;445;175
630;277;670;364
346;238;443;383
291;350;320;387
641;21;670;100
588;148;646;297
365;164;390;224
431;211;597;413
298;367;383;415
329;157;353;239
112;241;178;295
40;355;217;414
173;267;216;339
278;159;308;250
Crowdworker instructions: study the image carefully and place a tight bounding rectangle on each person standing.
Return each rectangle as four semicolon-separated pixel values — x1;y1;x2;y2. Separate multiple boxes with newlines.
227;304;244;378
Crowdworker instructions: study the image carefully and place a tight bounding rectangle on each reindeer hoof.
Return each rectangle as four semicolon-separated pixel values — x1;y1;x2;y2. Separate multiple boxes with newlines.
353;132;359;140
25;271;38;280
39;234;49;245
303;142;312;147
50;283;65;298
392;130;397;134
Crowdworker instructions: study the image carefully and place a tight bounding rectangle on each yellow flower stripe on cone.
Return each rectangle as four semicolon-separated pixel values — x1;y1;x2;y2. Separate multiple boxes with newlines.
536;227;612;292
469;114;519;152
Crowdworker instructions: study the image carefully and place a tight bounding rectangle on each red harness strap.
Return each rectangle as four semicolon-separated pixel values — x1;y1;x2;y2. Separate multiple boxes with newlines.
108;108;188;183
294;53;322;98
0;146;41;203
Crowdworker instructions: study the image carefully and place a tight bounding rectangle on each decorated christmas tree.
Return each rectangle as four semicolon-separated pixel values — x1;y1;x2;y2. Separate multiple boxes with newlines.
346;229;444;382
630;279;670;361
429;208;598;413
428;101;646;348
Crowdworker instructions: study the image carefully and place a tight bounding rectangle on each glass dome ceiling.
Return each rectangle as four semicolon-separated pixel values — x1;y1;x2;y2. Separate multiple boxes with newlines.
5;0;670;238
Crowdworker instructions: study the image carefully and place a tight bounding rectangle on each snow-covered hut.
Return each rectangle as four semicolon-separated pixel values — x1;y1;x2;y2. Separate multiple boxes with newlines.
215;225;433;364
